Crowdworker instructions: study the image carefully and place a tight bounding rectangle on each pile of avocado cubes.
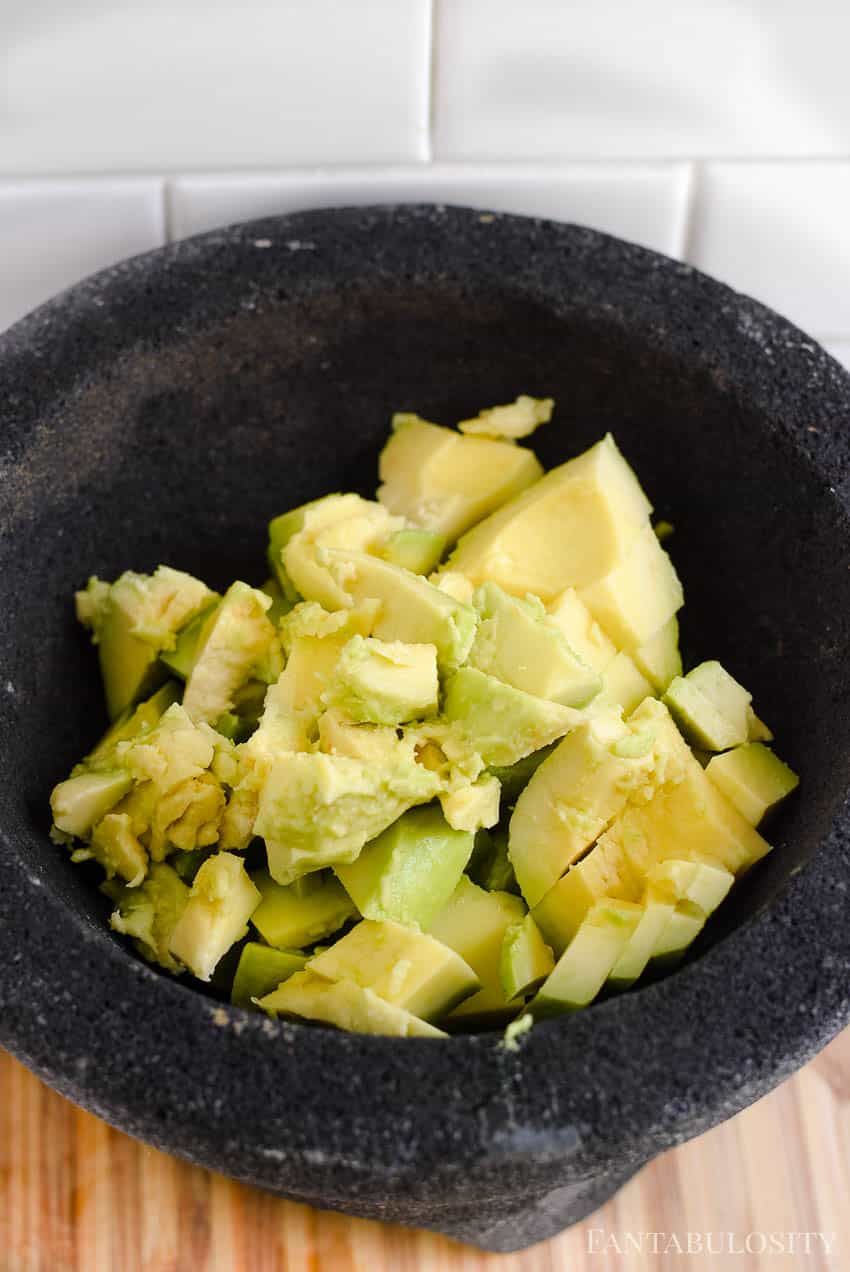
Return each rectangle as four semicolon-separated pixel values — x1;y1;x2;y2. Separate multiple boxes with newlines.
50;395;799;1038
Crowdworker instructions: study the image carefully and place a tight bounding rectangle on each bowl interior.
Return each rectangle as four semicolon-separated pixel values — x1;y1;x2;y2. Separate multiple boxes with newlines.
3;209;850;1005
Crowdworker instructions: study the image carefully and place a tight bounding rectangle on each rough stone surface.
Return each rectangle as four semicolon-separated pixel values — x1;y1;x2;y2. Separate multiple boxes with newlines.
1;205;850;1252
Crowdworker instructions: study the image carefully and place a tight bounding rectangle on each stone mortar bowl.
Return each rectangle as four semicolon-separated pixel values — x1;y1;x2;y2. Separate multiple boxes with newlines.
1;205;849;1254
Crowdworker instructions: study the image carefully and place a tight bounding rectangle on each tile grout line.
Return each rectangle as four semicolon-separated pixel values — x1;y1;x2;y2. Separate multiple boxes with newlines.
425;0;439;163
678;160;702;263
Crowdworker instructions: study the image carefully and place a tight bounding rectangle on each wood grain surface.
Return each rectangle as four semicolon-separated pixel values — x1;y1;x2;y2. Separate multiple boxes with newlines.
2;1027;848;1272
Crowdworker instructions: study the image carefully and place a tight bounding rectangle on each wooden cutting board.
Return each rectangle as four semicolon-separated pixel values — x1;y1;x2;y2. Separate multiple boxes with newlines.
2;1027;848;1271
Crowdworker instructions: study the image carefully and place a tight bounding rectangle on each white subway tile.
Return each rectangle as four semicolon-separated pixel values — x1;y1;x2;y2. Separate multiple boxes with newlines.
0;180;164;331
434;0;850;160
0;1;430;175
169;163;690;257
687;162;850;337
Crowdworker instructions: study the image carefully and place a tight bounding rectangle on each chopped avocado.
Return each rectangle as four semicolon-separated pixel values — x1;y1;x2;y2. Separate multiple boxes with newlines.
308;919;480;1021
651;902;709;967
528;899;643;1016
321;550;477;673
257;969;446;1037
664;660;751;752
531;833;640;956
259;575;293;625
326;635;439;725
379;528;446;575
267;493;376;600
595;651;654;716
230;942;307;1008
579;525;683;650
283;494;403;610
429;877;526;1024
467;582;601;708
442;667;579;768
545;587;617;674
705;744;799;826
432;570;476;604
335;805;473;930
50;769;133;840
508;709;657;909
468;827;517;893
441;434;651;602
109;862;190;973
255;747;441;884
167;852;261;982
605;891;677;989
747;706;774;742
439;773;501;833
489;743;558;806
182;581;276;725
317;709;403;764
76;567;214;719
631;617;682;692
159;600;221;680
378;413;543;543
84;681;181;770
457;395;554;441
500;915;555;1001
88;812;148;885
250;871;356;949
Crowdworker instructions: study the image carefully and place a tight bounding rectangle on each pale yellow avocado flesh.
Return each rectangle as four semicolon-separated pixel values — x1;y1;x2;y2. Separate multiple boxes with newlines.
56;406;799;1037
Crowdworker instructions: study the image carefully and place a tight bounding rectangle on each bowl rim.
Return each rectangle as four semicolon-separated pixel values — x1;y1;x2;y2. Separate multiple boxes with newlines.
2;202;850;1196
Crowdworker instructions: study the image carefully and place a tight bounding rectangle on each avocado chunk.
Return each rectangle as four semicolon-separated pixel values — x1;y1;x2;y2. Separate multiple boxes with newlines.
168;852;261;982
378;413;543;543
651;903;709;968
664;661;751;752
705;743;799;825
250;871;356;949
467;582;602;708
457;395;554;441
489;743;557;806
230;942;307;1008
546;587;617;674
508;708;657;909
441;434;651;602
159;599;220;680
326;635;439;725
259;969;446;1037
88;812;148;885
439;773;501;834
443;667;579;769
282;494;404;610
595;651;654;715
109;862;190;973
255;747;441;884
83;681;181;770
467;827;518;893
308;918;480;1021
531;833;640;956
429;877;526;1025
632;617;682;692
528;899;643;1016
579;525;683;650
500;915;555;1002
76;567;214;719
379;528;446;575
50;769;133;840
268;493;389;601
182;581;276;725
335;805;473;930
321;550;477;673
317;709;404;764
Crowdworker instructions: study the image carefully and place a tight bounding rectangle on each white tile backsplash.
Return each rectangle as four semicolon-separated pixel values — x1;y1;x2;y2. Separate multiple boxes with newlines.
434;0;850;161
687;162;850;338
0;179;164;331
0;1;431;175
168;163;691;257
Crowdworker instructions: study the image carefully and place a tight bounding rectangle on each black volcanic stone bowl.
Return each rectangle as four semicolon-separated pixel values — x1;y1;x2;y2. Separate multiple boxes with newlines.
2;205;850;1253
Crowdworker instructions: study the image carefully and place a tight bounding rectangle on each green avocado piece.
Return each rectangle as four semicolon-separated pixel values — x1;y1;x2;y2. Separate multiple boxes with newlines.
109;862;190;973
429;877;526;1025
379;528;446;575
531;833;640;957
595;651;654;716
88;812;148;885
631;617;682;692
579;525;683;650
500;914;555;1002
259;576;293;625
76;567;214;720
84;682;181;770
650;902;708;968
467;582;601;707
528;898;643;1016
467;827;517;893
258;969;447;1037
230;942;307;1008
489;743;558;806
442;666;579;768
705;743;799;825
335;805;473;931
308;918;480;1021
663;660;751;751
321;550;478;673
268;495;364;601
326;635;439;725
438;773;501;834
160;600;220;680
50;769;133;839
167;852;261;982
182;582;276;725
251;871;356;949
605;891;677;989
